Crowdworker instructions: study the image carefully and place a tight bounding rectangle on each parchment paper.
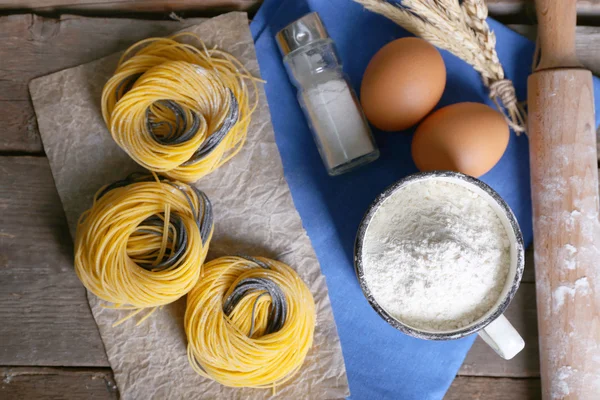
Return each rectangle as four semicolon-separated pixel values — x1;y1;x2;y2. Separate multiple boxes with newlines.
29;12;349;400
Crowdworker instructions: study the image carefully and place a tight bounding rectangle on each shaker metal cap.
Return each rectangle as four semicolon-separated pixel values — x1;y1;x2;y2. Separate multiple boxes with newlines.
276;12;329;55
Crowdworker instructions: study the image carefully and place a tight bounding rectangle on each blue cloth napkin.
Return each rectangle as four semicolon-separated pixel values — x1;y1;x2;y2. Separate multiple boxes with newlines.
250;1;600;399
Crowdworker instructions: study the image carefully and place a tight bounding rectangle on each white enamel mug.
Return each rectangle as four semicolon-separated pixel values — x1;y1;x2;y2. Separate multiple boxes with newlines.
354;171;525;360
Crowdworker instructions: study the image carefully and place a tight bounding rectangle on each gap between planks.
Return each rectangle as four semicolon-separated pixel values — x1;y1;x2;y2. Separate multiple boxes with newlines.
0;0;597;19
459;282;539;378
0;0;263;20
0;366;118;399
487;0;600;21
0;366;542;400
446;376;542;400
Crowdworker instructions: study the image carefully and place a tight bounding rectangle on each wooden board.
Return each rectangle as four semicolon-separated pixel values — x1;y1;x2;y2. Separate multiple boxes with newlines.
0;157;108;366
460;283;540;378
0;155;557;375
510;25;600;76
0;11;597;397
522;246;534;283
487;0;533;17
0;0;598;18
1;367;541;400
487;0;600;18
0;155;597;373
0;0;261;13
446;377;541;400
0;367;117;399
0;130;593;395
0;14;205;153
1;15;600;154
460;174;600;378
509;25;600;199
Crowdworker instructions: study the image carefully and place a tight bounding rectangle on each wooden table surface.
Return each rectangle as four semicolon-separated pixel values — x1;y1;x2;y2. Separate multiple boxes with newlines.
0;1;599;399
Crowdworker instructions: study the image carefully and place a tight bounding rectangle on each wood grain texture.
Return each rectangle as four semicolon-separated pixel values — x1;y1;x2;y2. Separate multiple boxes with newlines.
446;377;542;400
0;157;108;366
461;156;600;382
0;154;542;378
0;14;206;152
528;67;600;398
0;0;260;13
487;0;600;17
0;0;595;17
535;0;579;70
522;246;535;283
0;15;595;395
0;367;542;400
0;161;597;374
0;16;599;154
0;367;117;399
509;24;600;161
0;158;594;391
487;0;533;17
510;25;600;76
460;283;540;378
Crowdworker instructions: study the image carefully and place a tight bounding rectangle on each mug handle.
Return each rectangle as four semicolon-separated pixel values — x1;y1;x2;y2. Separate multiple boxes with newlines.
477;314;525;360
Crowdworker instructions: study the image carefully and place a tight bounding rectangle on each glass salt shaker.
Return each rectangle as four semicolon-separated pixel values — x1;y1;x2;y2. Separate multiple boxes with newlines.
276;12;379;176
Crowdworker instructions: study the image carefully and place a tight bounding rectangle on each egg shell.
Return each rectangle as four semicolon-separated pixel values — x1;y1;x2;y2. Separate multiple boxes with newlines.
411;102;510;178
360;37;446;132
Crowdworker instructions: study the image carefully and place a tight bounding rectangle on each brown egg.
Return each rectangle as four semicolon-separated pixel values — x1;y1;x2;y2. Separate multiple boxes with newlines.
360;37;446;132
411;102;509;178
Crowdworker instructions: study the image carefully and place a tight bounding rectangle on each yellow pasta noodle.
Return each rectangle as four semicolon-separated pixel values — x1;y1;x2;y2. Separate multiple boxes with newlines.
101;33;259;182
185;256;315;390
74;173;214;325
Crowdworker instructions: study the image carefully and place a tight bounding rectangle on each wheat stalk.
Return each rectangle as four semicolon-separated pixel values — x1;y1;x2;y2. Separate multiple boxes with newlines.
461;0;527;133
353;0;527;134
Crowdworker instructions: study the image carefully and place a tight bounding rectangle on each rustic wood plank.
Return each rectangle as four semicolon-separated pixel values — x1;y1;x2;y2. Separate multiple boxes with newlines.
446;377;541;400
0;367;540;400
509;24;600;160
460;283;540;377
0;367;117;399
488;0;600;18
0;16;599;155
0;0;260;13
0;157;108;366
466;166;592;376
0;161;542;377
510;25;600;77
0;14;206;152
522;246;534;283
487;0;534;19
0;0;596;18
1;159;595;372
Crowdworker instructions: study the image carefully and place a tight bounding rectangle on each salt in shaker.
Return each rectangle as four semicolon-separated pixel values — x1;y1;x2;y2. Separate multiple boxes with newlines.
276;12;379;176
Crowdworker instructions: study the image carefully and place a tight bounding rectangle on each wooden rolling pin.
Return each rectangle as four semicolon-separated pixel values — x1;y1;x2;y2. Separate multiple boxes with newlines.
528;0;600;398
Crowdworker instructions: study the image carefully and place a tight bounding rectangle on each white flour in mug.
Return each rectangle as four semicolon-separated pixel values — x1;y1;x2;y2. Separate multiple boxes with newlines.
362;180;511;331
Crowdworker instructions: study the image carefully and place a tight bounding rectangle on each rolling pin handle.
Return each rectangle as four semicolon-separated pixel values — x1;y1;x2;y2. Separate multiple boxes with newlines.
535;0;581;70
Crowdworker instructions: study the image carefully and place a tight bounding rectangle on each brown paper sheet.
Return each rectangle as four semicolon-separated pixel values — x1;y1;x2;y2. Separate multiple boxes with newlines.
29;12;349;399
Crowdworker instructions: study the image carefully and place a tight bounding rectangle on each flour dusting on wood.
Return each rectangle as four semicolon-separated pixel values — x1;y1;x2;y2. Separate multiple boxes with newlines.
531;117;600;399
